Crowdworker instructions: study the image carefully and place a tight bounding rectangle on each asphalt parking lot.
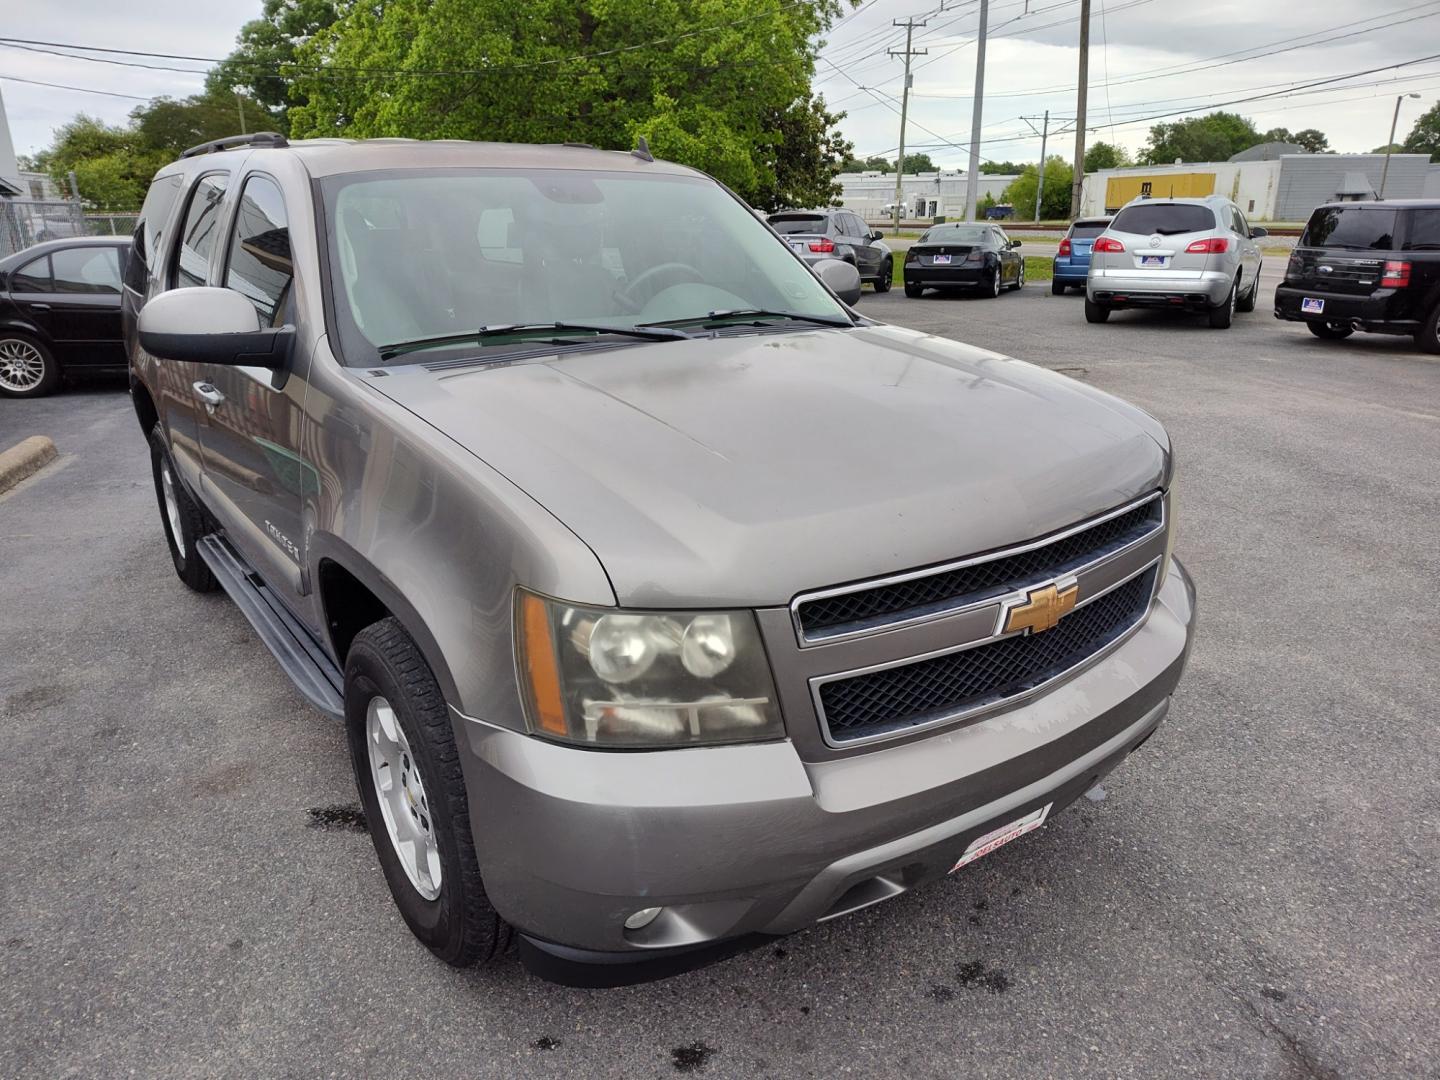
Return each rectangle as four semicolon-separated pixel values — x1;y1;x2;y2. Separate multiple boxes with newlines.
2;265;1437;1079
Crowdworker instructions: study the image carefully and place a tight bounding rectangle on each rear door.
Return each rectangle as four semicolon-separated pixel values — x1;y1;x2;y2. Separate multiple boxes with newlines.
843;213;881;276
1289;206;1400;295
45;245;126;367
1231;205;1261;291
1104;202;1218;275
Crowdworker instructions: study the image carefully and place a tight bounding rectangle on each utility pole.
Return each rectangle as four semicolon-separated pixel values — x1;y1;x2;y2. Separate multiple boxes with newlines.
1033;111;1049;221
1379;92;1420;198
889;18;927;235
1068;0;1090;221
964;0;989;222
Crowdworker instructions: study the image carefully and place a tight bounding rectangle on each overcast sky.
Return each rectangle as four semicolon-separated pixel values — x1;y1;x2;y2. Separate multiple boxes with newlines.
2;0;1437;167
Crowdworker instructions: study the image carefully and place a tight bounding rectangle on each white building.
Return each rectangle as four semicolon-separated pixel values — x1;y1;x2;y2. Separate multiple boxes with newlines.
836;170;1021;220
0;86;24;198
1078;152;1434;222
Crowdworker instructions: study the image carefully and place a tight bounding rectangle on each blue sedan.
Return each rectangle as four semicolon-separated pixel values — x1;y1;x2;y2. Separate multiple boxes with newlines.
1051;217;1111;295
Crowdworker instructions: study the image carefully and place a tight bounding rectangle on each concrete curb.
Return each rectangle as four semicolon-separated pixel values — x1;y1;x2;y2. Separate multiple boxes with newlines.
0;436;58;495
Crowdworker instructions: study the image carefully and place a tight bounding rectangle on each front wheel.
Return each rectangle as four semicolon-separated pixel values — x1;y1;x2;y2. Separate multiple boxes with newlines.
148;425;217;593
1307;321;1353;341
346;618;511;967
873;257;892;293
1084;297;1110;323
1011;261;1025;291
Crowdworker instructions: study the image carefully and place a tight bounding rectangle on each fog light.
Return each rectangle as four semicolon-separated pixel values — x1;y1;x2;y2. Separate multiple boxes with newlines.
624;906;663;930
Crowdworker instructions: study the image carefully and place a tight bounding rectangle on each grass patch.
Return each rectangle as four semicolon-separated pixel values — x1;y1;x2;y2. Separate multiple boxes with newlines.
1024;255;1054;281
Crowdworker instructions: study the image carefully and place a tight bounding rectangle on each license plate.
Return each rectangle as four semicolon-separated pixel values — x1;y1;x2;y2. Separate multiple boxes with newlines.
1301;297;1325;314
1140;255;1165;267
932;254;952;265
950;803;1052;872
789;241;806;254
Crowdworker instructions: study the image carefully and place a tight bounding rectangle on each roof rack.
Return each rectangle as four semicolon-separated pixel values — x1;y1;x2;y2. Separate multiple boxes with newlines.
180;132;289;159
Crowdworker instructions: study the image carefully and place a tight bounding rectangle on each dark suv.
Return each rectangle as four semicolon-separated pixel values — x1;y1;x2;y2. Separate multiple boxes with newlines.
1274;201;1440;352
766;209;893;292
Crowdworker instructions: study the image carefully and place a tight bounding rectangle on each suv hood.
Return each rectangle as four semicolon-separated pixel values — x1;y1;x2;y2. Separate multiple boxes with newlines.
369;326;1168;608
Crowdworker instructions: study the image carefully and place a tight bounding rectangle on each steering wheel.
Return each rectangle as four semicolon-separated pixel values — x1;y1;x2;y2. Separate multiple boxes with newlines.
615;262;706;313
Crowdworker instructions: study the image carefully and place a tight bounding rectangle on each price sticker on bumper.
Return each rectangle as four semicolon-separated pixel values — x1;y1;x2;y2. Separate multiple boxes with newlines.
951;804;1052;872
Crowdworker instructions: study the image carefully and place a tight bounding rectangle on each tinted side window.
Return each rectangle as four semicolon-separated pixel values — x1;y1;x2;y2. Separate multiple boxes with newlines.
1110;203;1216;235
52;247;122;295
9;255;51;293
848;214;869;237
126;174;183;293
172;175;229;289
1301;207;1398;250
223;175;293;326
1402;209;1440;251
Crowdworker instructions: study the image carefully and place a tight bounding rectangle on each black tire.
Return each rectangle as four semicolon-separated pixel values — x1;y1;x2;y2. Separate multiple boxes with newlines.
1208;278;1238;329
1307;321;1353;341
346;618;511;967
873;257;892;293
0;333;61;398
1011;261;1025;291
904;281;923;298
148;424;218;592
1051;278;1066;296
1084;297;1111;324
1235;264;1260;313
1416;303;1440;355
985;267;1002;298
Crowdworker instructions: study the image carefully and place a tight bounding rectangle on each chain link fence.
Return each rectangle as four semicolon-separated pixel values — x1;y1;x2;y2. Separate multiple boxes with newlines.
0;199;137;258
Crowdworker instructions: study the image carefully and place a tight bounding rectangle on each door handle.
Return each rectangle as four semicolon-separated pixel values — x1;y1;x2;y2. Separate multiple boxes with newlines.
192;381;226;413
26;303;51;312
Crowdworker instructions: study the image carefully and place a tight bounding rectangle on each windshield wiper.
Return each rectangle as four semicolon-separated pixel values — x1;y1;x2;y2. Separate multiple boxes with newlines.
644;308;856;331
378;321;690;360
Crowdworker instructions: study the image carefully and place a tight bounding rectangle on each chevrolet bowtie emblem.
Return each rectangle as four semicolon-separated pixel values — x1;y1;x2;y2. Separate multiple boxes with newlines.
1001;578;1079;636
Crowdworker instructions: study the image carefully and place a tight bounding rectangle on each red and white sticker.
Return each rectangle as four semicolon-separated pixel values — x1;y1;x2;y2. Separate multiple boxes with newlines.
950;803;1052;872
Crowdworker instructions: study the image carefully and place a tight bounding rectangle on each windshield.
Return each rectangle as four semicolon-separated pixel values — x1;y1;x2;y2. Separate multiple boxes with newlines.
1300;206;1399;251
1110;203;1216;236
767;214;829;235
322;169;848;363
919;224;989;245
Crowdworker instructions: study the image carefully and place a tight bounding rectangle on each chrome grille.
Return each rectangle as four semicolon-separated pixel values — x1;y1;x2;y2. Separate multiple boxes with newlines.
816;568;1157;744
794;495;1162;642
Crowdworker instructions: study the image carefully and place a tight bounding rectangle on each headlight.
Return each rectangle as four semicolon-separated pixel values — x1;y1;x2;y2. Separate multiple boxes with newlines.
515;590;784;748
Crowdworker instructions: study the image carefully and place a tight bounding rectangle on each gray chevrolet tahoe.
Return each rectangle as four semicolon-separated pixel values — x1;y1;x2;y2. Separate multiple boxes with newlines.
124;133;1196;985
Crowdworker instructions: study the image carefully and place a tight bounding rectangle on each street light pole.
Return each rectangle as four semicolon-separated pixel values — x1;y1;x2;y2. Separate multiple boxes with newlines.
1379;93;1420;199
964;0;990;222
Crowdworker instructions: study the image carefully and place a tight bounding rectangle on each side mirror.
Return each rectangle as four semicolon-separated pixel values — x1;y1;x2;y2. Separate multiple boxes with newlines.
868;230;885;242
1010;239;1023;248
812;258;862;306
139;287;292;369
1250;226;1269;239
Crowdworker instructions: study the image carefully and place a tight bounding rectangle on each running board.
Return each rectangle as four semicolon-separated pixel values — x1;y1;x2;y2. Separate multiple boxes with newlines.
197;534;345;721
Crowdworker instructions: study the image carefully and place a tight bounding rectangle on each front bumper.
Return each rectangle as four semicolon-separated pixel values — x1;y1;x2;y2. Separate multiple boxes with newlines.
1273;284;1418;334
456;558;1196;983
1088;268;1231;308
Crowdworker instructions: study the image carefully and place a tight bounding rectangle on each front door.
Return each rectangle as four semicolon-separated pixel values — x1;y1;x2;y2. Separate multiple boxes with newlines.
195;172;309;598
45;245;127;367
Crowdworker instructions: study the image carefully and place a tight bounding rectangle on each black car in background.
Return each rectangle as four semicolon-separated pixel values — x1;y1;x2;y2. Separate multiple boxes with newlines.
1275;201;1440;353
767;209;893;292
0;237;130;397
903;222;1024;299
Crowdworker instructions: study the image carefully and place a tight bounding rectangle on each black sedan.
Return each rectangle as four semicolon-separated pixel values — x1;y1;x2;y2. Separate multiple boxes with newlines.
903;222;1024;299
0;237;130;398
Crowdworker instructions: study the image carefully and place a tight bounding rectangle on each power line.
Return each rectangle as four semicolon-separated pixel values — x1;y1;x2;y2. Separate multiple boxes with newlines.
0;73;151;99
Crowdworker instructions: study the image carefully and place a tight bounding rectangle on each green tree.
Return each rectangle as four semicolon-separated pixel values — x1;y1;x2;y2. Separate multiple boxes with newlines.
130;89;277;157
289;0;852;208
1371;142;1405;155
206;0;341;133
898;152;936;173
1293;128;1330;153
979;160;1024;174
1139;111;1260;164
839;153;892;173
1402;101;1440;162
1083;141;1130;171
1001;156;1073;221
67;149;171;211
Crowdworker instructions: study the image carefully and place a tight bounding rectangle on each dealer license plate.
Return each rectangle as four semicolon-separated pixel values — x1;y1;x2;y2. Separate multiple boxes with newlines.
932;254;952;265
1301;297;1325;314
1140;255;1166;267
950;803;1052;872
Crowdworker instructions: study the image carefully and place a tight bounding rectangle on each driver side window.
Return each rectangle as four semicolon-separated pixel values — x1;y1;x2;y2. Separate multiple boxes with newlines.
171;175;229;290
223;175;293;327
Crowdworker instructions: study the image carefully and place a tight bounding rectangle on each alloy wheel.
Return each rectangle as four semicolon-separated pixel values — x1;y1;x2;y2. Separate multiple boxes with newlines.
0;339;45;393
367;696;442;900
